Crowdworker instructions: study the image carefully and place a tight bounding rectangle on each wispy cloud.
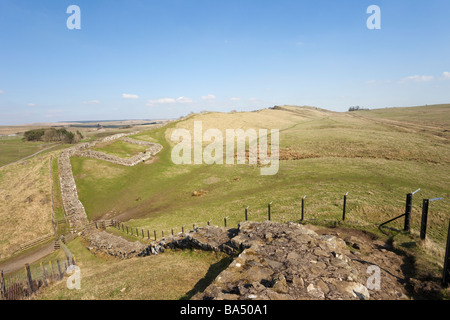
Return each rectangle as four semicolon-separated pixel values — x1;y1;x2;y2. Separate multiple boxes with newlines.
122;93;139;99
82;100;101;105
442;71;450;80
147;98;176;106
0;90;4;95
201;94;216;101
400;75;434;83
27;103;36;107
176;96;193;104
147;96;194;106
230;97;241;101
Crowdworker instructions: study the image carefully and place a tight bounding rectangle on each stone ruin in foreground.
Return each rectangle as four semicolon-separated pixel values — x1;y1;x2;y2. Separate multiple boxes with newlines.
83;221;411;300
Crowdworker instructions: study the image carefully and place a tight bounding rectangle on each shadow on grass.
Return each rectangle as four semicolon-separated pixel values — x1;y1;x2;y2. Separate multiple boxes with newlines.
180;253;234;300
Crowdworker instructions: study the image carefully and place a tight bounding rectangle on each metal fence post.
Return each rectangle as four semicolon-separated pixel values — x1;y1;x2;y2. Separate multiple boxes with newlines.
443;217;450;286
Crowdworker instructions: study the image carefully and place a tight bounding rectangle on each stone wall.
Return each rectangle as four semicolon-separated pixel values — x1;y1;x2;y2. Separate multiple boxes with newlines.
58;132;163;231
82;227;147;260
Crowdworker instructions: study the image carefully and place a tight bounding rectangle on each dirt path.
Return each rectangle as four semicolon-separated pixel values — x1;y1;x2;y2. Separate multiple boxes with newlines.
0;242;55;274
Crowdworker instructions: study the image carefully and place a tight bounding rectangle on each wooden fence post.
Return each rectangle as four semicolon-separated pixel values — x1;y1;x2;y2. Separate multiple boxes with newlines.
154;230;157;241
57;260;62;280
147;230;150;240
25;264;34;294
301;196;306;222
49;261;54;281
404;193;413;232
268;202;273;221
40;262;48;287
245;206;249;221
420;199;429;240
343;193;348;221
443;217;450;286
0;270;6;300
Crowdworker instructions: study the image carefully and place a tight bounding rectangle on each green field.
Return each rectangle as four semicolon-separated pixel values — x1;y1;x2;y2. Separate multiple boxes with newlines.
92;140;149;159
0;137;50;167
70;105;449;250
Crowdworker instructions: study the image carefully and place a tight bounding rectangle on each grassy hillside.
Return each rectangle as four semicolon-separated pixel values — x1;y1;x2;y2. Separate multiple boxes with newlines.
0;137;52;168
70;105;449;252
37;237;231;300
0;152;55;260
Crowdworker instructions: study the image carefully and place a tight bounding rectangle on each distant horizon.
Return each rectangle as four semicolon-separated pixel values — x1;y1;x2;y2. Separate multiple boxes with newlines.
1;103;448;127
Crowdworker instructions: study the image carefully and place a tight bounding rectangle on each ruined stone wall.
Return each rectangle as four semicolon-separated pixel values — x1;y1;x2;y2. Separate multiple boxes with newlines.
58;132;162;231
82;227;147;259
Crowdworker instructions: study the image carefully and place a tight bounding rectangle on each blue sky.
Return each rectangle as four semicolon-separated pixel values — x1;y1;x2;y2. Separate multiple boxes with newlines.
0;0;449;125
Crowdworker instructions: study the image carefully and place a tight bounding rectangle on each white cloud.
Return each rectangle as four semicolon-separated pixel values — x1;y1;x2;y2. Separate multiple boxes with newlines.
122;93;139;99
201;94;216;101
230;97;241;101
400;75;434;83
442;72;450;80
147;98;176;106
146;97;193;106
27;103;36;107
82;100;101;105
176;96;193;104
248;97;260;101
0;90;4;94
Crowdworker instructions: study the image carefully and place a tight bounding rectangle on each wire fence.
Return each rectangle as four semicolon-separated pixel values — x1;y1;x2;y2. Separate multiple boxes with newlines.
0;257;74;300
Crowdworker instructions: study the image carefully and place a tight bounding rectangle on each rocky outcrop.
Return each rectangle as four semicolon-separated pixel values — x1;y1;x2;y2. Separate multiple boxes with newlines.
189;221;408;300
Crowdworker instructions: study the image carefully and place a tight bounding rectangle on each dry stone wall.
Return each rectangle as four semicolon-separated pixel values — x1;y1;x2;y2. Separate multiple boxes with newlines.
82;227;147;259
58;132;163;231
